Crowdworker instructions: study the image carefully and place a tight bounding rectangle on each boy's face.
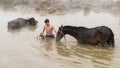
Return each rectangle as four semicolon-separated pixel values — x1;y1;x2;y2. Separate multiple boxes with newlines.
45;22;50;26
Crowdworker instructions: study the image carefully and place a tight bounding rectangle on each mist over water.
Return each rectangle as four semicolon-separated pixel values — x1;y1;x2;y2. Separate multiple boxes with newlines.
0;0;120;15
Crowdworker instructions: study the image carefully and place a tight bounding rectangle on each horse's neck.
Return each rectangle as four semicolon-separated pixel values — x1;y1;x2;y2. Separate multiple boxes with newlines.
64;27;87;39
64;28;78;39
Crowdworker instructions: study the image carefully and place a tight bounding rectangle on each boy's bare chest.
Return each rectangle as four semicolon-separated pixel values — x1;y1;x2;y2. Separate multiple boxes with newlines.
45;26;53;31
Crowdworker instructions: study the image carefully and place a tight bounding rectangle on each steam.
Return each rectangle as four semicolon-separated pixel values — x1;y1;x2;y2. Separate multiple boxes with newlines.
0;0;120;15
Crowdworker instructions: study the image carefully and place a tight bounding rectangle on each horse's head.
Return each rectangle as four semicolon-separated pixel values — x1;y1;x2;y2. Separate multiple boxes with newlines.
56;25;65;41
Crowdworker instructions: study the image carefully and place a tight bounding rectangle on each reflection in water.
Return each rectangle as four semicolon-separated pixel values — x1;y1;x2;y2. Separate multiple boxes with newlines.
8;26;37;33
55;42;72;57
43;38;54;52
76;47;114;68
72;45;114;60
55;42;115;68
27;25;38;31
8;29;21;33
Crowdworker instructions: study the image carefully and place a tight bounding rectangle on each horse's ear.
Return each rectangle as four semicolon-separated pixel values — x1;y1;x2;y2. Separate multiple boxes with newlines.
61;24;63;27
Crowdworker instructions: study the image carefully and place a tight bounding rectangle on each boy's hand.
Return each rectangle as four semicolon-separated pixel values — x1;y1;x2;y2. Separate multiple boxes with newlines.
40;32;43;35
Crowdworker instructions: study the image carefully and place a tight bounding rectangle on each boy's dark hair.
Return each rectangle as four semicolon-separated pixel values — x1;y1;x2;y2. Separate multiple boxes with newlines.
45;19;49;23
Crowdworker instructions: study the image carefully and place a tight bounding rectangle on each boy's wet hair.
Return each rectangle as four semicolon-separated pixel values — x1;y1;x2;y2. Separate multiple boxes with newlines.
45;19;49;23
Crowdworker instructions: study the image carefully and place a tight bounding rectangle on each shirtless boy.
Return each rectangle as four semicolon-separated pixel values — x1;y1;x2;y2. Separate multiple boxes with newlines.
40;19;57;38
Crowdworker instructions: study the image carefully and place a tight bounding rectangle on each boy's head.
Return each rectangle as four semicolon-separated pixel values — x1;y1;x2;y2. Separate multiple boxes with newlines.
44;19;50;26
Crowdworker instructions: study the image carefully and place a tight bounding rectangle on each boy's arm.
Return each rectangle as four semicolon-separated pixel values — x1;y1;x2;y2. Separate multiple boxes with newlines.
40;26;45;34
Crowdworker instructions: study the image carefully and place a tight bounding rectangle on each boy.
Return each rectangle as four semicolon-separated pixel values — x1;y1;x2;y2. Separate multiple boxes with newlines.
40;19;57;39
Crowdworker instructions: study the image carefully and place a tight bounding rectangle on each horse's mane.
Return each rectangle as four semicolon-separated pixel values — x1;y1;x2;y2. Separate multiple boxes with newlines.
63;26;88;30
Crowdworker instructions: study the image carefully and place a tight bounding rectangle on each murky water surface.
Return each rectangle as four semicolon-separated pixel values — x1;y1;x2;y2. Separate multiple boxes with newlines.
0;11;120;68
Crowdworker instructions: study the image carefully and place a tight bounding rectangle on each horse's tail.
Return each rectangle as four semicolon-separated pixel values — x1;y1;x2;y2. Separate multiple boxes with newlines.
109;31;115;48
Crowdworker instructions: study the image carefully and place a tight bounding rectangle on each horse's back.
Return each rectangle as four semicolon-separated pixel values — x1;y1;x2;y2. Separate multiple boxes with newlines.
95;26;113;36
80;26;114;46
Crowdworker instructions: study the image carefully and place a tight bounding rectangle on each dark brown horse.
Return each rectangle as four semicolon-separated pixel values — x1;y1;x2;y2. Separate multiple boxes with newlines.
56;25;115;47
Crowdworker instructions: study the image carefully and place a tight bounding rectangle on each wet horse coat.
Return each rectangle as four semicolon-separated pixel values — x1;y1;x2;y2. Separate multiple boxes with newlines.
56;25;115;47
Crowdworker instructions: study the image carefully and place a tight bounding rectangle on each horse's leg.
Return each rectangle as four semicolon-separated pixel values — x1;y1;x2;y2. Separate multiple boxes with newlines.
100;43;104;47
110;37;115;48
107;37;115;48
104;42;109;47
100;42;107;47
109;33;115;48
107;40;111;47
